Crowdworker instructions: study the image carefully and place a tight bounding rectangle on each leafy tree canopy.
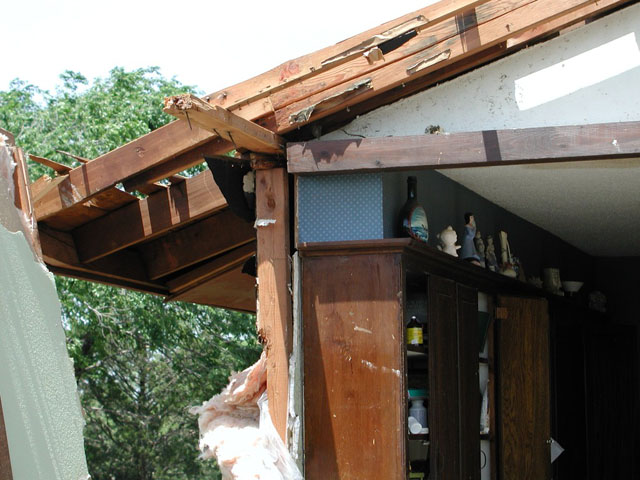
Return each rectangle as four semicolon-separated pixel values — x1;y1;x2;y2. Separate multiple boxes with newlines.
0;68;261;479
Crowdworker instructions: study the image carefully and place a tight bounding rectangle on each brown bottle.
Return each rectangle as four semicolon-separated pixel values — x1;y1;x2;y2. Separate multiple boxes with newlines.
398;176;429;242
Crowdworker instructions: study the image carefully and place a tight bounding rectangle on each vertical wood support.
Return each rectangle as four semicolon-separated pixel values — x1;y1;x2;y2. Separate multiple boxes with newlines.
256;167;292;442
10;146;42;260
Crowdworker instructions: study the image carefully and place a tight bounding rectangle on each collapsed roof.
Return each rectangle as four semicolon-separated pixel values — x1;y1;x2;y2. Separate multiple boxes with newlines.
28;0;634;311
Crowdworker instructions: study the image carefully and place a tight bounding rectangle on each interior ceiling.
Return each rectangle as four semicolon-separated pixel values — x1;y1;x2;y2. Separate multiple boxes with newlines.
438;158;640;257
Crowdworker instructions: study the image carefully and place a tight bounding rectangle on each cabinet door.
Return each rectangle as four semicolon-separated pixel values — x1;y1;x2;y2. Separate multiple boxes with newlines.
428;277;479;480
497;296;550;480
302;253;404;480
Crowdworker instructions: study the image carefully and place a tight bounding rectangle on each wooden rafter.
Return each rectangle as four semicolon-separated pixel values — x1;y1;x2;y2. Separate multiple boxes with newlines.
72;169;226;263
33;118;215;221
163;94;284;154
274;0;600;132
40;225;166;293
203;0;493;120
140;210;255;280
122;136;231;193
165;241;256;294
29;154;72;175
287;121;640;174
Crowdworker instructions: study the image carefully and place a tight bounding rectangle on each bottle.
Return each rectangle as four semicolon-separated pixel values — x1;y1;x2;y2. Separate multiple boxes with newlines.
398;176;429;242
409;399;428;429
407;315;423;345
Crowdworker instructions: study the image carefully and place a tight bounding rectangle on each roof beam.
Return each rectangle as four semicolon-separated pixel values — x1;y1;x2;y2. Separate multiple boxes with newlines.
506;0;630;48
165;241;256;294
122;136;231;193
163;94;285;154
287;121;640;174
203;0;492;120
72;169;226;263
40;224;166;293
140;210;255;280
274;0;599;132
34;118;215;221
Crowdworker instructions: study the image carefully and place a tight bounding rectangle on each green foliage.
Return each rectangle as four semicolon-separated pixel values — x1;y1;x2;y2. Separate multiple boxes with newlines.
1;69;262;479
0;66;201;180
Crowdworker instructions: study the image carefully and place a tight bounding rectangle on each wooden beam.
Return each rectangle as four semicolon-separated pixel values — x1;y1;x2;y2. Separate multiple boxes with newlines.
29;154;72;175
274;0;598;132
166;241;256;294
39;224;167;293
141;209;255;280
122;136;230;193
287;121;640;173
55;150;90;164
12;147;42;259
72;169;226;263
268;0;534;113
255;168;292;442
203;0;492;120
34;118;215;221
0;398;13;480
506;0;632;48
164;94;285;154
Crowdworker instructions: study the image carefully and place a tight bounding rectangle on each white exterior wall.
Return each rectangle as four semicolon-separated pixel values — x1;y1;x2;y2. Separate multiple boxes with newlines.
0;142;88;480
322;3;640;140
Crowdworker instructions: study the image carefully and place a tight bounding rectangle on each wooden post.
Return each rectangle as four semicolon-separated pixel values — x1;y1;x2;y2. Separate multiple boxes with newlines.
256;168;292;442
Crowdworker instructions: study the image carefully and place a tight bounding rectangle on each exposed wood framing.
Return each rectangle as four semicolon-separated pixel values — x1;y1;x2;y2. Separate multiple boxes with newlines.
256;168;292;442
165;241;256;295
163;94;285;154
274;0;599;132
0;398;12;480
287;121;640;173
12;147;42;259
122;136;231;193
33;119;215;221
140;210;255;280
203;0;493;120
29;154;72;175
39;225;167;293
55;150;90;164
506;0;628;48
72;170;226;263
31;0;629;226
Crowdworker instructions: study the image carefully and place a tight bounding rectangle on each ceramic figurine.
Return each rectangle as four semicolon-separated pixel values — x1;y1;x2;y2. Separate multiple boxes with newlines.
437;226;461;257
485;235;498;272
499;231;517;278
474;231;486;268
460;213;482;266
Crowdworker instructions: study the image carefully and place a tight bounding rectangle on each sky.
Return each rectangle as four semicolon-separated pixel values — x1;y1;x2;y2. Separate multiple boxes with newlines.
4;0;435;94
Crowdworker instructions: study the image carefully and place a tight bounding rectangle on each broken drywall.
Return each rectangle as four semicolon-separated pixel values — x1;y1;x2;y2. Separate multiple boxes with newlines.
0;142;89;480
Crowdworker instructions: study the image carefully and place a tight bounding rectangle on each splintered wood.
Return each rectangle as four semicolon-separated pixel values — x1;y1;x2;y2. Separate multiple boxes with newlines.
163;94;284;154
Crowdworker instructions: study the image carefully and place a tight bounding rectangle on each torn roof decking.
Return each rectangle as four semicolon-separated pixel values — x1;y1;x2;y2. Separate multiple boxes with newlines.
28;0;634;311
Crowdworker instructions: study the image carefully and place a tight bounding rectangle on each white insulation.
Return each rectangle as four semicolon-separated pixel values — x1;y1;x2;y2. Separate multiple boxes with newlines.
191;352;303;479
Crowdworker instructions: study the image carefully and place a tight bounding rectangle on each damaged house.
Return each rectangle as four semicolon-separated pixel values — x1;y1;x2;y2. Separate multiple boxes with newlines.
2;0;640;478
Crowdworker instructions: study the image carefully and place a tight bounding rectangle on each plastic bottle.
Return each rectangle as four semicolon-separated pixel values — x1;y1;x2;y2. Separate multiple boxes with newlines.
409;399;427;429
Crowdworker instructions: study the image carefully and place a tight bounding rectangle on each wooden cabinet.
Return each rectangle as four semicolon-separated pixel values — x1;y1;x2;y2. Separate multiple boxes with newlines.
300;239;551;480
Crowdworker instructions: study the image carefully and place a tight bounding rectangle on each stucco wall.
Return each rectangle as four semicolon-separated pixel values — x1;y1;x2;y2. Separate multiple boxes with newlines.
0;143;88;480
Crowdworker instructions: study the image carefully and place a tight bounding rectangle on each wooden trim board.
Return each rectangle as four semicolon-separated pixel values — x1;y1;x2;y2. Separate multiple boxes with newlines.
287;121;640;174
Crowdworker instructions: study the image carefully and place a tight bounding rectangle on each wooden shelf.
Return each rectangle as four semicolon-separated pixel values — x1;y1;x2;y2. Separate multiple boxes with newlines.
409;433;430;441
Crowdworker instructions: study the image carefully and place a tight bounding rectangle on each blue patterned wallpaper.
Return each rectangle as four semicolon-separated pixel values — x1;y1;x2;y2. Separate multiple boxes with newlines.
297;174;383;243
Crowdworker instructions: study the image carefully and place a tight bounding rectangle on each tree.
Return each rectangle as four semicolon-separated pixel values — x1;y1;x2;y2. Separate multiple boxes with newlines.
0;68;261;479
